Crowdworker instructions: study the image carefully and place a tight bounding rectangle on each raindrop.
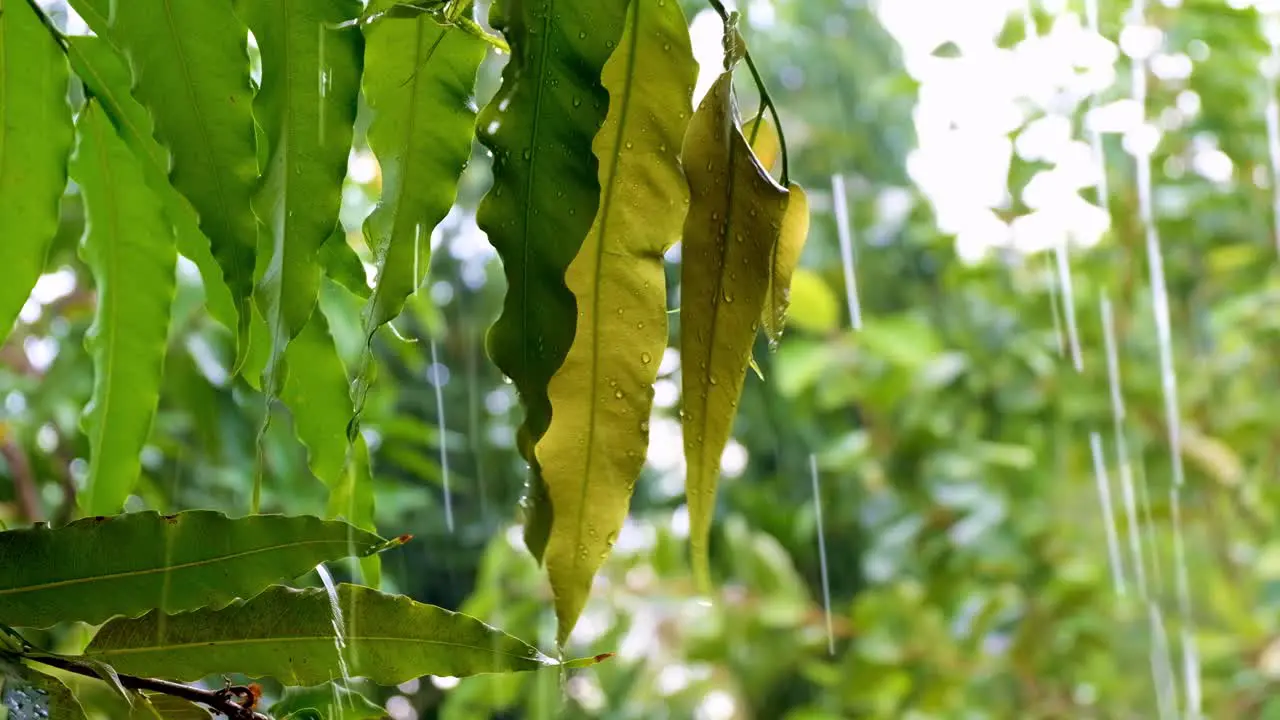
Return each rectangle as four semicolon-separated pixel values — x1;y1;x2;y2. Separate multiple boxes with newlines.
831;174;863;330
809;455;835;656
431;338;454;533
614;389;624;399
640;352;652;364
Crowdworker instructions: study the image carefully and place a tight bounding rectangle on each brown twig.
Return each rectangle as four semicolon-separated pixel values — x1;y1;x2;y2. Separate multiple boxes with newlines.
28;654;269;720
0;439;43;523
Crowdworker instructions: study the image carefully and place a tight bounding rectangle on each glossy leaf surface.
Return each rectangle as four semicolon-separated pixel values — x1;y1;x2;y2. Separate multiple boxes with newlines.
0;0;73;345
86;584;552;684
0;511;386;628
679;72;799;589
535;0;696;643
361;8;485;333
475;0;628;562
245;0;363;389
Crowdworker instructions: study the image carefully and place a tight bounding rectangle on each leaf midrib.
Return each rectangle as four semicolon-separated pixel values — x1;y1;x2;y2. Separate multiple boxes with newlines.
84;106;125;514
519;1;554;403
0;539;365;596
693;82;740;484
88;635;545;664
570;0;641;576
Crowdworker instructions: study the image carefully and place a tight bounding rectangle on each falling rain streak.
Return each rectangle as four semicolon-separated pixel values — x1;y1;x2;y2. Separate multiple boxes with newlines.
808;454;834;656
1101;298;1147;597
1088;432;1126;595
830;174;863;330
431;338;455;533
1128;0;1201;713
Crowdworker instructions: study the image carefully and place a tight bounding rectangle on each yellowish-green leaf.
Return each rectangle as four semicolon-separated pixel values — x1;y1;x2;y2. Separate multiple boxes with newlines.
246;0;363;392
476;0;628;564
0;0;73;345
534;0;696;645
71;102;177;515
743;114;778;172
679;72;800;590
65;36;239;337
761;186;810;345
786;267;841;335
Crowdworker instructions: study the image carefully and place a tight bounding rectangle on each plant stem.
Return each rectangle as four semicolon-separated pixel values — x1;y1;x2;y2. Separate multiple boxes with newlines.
27;654;269;720
705;0;791;185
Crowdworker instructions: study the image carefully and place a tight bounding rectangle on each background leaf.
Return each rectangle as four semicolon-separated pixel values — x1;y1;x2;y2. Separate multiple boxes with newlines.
535;0;696;644
360;9;485;334
66;36;239;336
0;0;73;345
680;72;797;589
475;0;629;563
130;694;211;719
109;0;260;351
85;583;553;685
71;102;178;516
245;0;363;390
0;511;386;628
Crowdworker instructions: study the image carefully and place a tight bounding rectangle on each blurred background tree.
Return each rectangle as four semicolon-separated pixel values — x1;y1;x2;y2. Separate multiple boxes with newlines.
8;0;1280;717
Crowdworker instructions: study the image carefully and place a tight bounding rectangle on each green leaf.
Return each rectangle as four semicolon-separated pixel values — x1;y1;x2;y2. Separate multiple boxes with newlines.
279;310;380;586
109;0;260;353
534;0;696;644
65;36;239;336
679;72;802;590
70;102;178;516
0;0;73;345
761;186;810;346
269;684;384;720
361;7;485;333
0;510;388;628
785;268;840;335
475;0;628;562
245;0;363;391
0;658;86;720
85;583;554;685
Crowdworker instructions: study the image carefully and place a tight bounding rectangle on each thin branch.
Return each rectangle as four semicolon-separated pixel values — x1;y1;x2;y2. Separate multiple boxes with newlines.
706;0;791;185
0;439;43;523
27;654;269;720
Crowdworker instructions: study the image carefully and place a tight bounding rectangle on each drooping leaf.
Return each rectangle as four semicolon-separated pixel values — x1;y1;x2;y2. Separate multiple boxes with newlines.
245;0;363;391
361;6;485;334
269;684;384;720
65;36;239;335
0;0;73;345
0;510;388;628
280;310;380;586
761;186;810;345
679;72;802;589
0;657;86;720
109;0;260;353
70;102;178;516
85;583;554;685
534;0;696;644
475;0;629;562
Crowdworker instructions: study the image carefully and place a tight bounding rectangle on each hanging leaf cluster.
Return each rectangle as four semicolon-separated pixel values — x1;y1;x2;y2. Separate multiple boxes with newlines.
0;0;810;700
